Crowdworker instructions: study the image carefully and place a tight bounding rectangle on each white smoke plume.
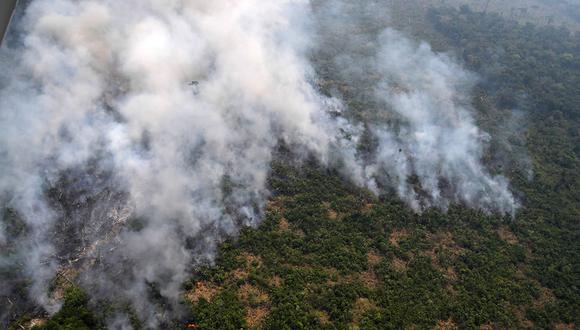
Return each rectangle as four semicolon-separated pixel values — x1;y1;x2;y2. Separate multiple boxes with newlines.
0;0;518;327
367;29;517;213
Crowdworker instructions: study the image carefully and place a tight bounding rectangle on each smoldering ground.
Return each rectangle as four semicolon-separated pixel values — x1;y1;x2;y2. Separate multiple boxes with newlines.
0;0;519;328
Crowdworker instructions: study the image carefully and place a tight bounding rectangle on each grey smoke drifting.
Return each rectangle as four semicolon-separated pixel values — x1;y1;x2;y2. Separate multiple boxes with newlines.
368;29;517;212
0;0;518;327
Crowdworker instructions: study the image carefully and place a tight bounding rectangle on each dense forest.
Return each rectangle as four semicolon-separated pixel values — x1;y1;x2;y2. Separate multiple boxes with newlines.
8;2;580;330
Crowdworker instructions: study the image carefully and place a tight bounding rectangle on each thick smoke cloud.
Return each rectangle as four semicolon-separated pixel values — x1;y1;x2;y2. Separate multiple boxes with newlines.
0;0;518;327
367;29;517;213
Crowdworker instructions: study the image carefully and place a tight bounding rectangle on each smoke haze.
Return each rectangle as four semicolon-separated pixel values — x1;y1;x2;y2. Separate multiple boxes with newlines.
0;0;519;327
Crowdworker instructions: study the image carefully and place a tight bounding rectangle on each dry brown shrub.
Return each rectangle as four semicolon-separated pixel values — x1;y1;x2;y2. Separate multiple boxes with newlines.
424;249;438;263
445;284;458;296
276;217;306;237
360;270;380;290
314;310;331;326
512;306;534;328
424;248;458;281
389;228;409;246
266;200;281;213
515;264;528;279
268;275;282;288
232;268;249;281
534;286;556;307
320;266;355;287
367;250;383;267
322;202;340;221
328;209;339;220
433;318;458;330
554;323;575;330
362;203;375;214
293;228;306;237
351;298;378;325
185;281;219;303
425;231;466;261
427;231;458;250
437;231;454;247
238;283;269;305
266;196;291;213
238;253;263;269
479;324;493;330
246;306;269;329
391;257;408;272
497;226;519;245
278;218;290;232
443;266;458;281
